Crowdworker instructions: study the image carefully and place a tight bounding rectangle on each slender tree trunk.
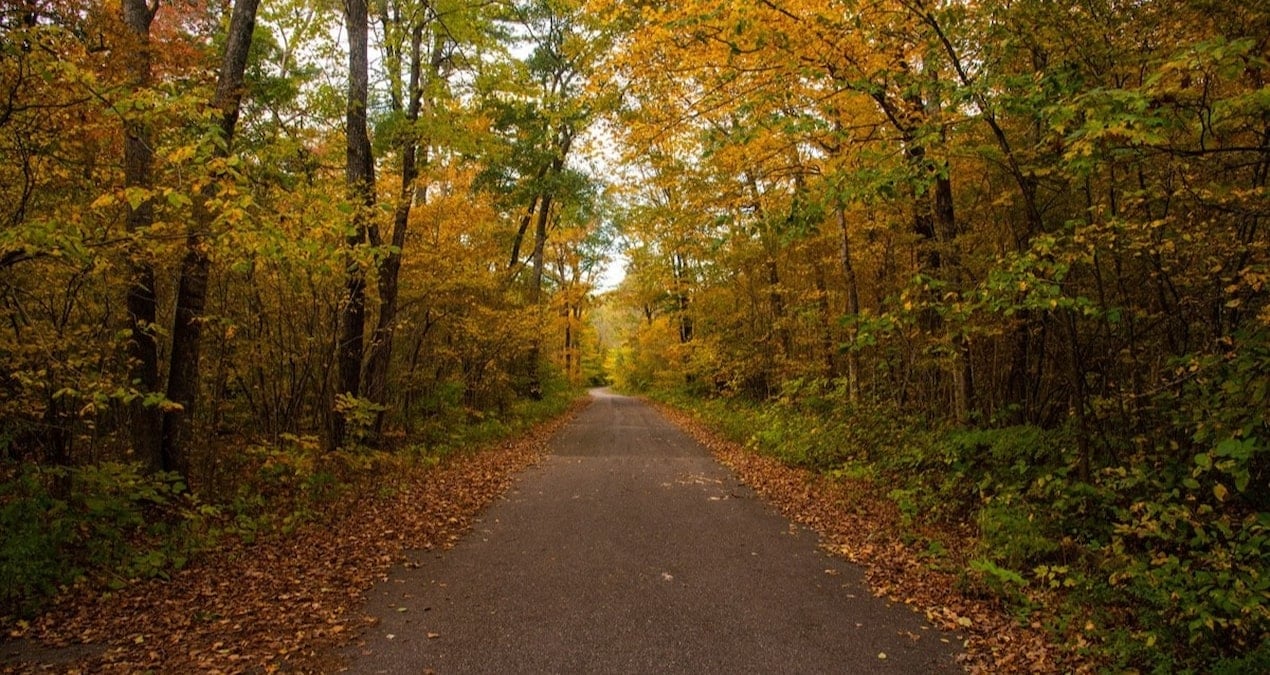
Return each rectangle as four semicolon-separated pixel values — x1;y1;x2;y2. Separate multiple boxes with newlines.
529;194;552;304
563;309;573;380
509;196;539;268
741;172;791;363
766;258;791;358
814;264;834;377
121;0;162;470
672;252;692;343
1065;309;1092;481
162;0;261;478
366;26;435;429
522;193;553;399
571;303;583;382
334;0;376;448
932;160;973;422
836;204;862;405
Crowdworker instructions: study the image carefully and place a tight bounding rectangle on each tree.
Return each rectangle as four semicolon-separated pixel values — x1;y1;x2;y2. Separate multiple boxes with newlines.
333;0;376;449
476;0;612;397
161;0;263;477
363;0;466;434
120;0;163;469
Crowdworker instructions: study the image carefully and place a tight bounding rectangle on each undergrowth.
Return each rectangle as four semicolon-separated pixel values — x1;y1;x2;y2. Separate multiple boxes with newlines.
0;377;582;621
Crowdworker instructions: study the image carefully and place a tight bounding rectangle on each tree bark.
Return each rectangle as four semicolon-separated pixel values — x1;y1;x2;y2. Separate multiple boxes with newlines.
334;0;376;448
529;194;553;304
121;0;162;470
161;0;261;478
765;258;791;358
672;252;692;343
836;204;862;404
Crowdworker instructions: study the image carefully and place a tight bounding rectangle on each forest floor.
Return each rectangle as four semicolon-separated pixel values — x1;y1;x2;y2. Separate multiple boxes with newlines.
3;390;1064;673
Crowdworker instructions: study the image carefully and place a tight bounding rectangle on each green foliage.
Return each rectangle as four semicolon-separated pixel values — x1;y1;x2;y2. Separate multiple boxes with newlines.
0;463;207;618
976;500;1059;570
965;558;1028;602
0;470;70;616
410;369;580;461
333;394;389;451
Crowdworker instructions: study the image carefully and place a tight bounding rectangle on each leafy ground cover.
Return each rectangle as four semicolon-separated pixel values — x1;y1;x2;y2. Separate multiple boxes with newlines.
0;395;587;673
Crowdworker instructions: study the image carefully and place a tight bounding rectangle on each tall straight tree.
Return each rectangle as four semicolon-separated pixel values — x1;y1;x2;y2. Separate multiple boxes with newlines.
161;0;263;477
120;0;163;470
364;2;450;430
335;0;376;448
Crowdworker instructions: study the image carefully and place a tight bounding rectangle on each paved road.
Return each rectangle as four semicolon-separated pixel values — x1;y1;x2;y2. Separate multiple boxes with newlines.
343;390;962;673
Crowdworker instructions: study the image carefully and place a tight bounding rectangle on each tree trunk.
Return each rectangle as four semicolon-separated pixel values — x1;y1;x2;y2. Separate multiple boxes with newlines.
766;258;791;358
334;0;376;448
814;264;834;377
365;26;436;429
836;204;862;405
530;194;552;303
162;0;261;478
121;0;162;470
523;193;554;399
932;164;973;423
1065;309;1092;482
672;252;692;343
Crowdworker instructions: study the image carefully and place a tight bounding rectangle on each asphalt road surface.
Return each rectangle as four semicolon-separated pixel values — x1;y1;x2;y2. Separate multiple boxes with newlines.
342;389;962;673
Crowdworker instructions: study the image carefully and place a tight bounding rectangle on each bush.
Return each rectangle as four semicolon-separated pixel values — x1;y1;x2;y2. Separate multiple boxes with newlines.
0;462;206;618
0;469;71;616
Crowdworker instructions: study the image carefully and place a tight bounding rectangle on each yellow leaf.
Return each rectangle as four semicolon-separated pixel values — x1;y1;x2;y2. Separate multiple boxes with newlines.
124;186;151;211
168;145;198;163
1213;483;1228;502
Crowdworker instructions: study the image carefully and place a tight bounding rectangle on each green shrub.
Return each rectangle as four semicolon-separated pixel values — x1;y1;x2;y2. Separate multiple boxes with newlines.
0;462;206;618
976;499;1060;569
0;469;72;616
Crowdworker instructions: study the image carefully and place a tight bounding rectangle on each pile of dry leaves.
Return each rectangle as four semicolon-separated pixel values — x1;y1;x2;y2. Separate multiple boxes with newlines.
653;402;1080;674
1;400;587;674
